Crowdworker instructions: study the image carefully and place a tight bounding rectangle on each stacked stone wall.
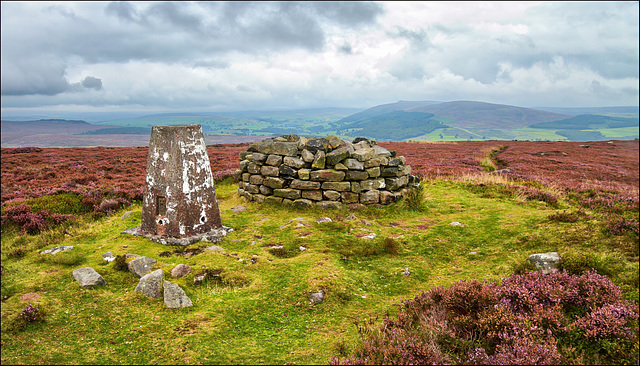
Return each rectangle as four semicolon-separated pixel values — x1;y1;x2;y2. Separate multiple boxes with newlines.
236;135;418;209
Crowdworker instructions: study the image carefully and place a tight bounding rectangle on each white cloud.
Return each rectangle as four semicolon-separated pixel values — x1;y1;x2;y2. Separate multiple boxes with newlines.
1;1;637;115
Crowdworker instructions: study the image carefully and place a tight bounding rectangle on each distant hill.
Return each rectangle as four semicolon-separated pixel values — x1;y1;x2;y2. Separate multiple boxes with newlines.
337;111;447;141
337;101;440;124
535;106;639;116
80;127;151;135
529;114;639;130
405;101;572;129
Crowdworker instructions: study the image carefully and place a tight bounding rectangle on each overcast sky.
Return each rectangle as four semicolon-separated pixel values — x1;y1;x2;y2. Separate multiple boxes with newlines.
1;1;638;117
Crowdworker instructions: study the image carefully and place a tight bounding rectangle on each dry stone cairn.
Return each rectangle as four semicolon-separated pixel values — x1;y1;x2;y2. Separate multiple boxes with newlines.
236;135;419;209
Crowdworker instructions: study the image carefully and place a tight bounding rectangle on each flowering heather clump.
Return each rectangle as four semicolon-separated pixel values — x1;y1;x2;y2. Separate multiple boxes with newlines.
20;304;44;323
607;216;639;237
1;203;48;234
212;169;236;182
331;270;639;365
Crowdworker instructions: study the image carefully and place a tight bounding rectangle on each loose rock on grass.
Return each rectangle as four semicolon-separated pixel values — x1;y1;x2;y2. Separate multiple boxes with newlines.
127;256;157;278
41;246;74;255
134;269;164;298
163;281;193;308
72;267;106;288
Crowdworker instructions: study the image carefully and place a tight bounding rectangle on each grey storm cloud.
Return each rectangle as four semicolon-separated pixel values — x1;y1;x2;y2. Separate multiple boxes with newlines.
1;1;384;97
81;76;103;90
0;2;637;110
103;1;384;55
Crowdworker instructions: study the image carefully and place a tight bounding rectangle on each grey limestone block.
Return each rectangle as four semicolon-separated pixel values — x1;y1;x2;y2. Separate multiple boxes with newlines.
360;190;380;204
284;156;306;169
345;170;369;181
264;196;283;204
134;269;164;299
127;256;157;278
527;252;561;275
273;188;301;200
72;267;107;288
266;154;283;166
290;179;321;190
310;169;345;182
164;281;193;308
321;181;351;192
323;190;341;201
260;165;280;177
302;190;323;201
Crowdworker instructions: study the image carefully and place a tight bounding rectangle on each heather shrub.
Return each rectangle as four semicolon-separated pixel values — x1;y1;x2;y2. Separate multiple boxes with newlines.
268;246;292;258
606;216;639;238
517;186;559;207
24;192;88;215
382;238;400;255
405;183;427;211
557;251;616;279
112;255;129;271
1;201;77;235
20;304;45;323
331;270;639;365
7;247;26;258
547;210;590;223
1;203;48;234
98;198;120;215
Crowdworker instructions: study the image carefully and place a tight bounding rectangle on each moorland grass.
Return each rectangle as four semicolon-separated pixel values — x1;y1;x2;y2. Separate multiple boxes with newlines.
1;177;638;364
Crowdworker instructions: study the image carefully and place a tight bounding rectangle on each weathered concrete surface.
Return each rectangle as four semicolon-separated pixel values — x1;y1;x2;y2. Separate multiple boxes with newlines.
124;125;232;245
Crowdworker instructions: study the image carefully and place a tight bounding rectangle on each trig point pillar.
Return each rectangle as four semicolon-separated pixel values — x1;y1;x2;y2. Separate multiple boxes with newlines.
123;124;232;245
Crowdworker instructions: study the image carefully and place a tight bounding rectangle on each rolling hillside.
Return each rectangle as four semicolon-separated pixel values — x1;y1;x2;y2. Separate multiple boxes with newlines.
336;110;447;141
337;100;440;124
2;102;639;147
405;101;572;129
529;114;639;130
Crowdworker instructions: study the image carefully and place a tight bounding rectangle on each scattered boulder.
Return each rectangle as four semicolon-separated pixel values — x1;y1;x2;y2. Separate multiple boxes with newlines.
102;252;115;262
308;290;325;305
134;269;164;298
41;246;73;255
449;221;466;227
317;217;332;224
171;264;191;278
120;211;135;220
163;281;193;308
127;256;157;278
72;267;106;288
527;252;560;275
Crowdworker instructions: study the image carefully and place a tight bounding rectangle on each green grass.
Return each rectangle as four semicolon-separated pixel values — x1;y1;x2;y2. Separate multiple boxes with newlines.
1;178;638;364
599;126;640;138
